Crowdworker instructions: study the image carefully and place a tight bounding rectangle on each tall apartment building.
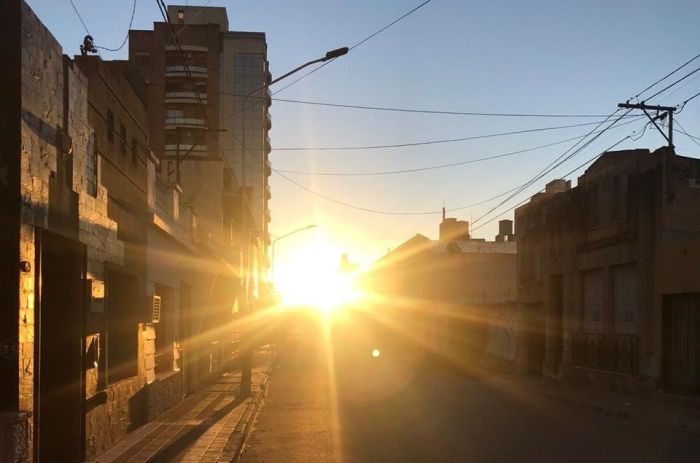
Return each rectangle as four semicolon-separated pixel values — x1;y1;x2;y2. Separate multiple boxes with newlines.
128;5;272;249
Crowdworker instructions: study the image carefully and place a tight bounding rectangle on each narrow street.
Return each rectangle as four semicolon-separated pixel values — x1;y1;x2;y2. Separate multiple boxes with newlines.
241;318;700;463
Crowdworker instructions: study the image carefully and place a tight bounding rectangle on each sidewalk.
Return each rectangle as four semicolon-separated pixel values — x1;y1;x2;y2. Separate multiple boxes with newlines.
484;373;700;437
91;356;271;463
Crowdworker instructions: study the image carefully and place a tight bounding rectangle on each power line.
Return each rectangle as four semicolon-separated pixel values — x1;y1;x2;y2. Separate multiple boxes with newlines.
272;168;521;216
646;65;700;101
469;134;635;234
272;118;636;151
349;0;433;51
275;116;643;176
675;119;700;148
272;0;434;96
271;97;619;118
272;122;645;218
469;109;632;227
94;0;137;52
69;0;92;35
632;53;700;101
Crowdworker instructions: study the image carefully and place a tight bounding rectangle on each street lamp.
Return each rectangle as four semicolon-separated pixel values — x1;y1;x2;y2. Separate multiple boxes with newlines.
238;48;349;396
271;224;317;285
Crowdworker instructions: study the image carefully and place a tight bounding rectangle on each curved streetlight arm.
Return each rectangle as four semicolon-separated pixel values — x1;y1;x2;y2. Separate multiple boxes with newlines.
271;224;316;285
272;224;317;245
246;47;349;98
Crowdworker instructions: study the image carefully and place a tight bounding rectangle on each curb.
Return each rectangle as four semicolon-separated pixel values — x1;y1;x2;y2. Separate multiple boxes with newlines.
228;374;270;462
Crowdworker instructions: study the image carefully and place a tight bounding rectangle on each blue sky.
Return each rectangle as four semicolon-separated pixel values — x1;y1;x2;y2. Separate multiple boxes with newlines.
27;0;700;268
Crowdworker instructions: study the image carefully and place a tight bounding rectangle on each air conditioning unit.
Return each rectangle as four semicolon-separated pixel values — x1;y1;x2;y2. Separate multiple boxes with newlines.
151;295;162;323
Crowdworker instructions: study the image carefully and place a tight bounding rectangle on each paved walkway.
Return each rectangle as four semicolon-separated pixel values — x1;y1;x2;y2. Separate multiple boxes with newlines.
92;357;270;463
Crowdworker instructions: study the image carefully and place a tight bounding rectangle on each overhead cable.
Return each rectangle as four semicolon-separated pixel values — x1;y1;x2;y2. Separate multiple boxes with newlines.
272;118;636;151
271;0;434;96
94;0;137;52
275;116;643;176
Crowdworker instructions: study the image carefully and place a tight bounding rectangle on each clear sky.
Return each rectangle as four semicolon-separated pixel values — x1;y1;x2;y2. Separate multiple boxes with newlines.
27;0;700;272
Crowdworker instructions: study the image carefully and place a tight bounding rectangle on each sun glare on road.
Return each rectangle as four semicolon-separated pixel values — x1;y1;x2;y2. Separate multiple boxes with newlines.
275;238;362;313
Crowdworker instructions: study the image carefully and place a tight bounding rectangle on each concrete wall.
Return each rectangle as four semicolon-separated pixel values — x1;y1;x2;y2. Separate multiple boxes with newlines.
515;148;700;394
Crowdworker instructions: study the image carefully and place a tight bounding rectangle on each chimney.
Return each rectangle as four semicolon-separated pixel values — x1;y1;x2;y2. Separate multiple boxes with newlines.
495;219;514;242
440;217;470;242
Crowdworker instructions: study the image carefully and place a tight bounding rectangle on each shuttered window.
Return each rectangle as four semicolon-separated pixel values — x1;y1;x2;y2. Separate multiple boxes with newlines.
614;264;638;335
583;269;603;333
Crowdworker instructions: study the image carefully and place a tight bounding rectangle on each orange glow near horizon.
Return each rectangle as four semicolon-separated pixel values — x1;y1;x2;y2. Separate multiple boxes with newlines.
274;236;363;312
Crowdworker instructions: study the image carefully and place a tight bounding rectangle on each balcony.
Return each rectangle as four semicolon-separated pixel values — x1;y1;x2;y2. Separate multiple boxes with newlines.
165;44;208;53
264;136;271;154
163;144;207;156
165;91;207;104
165;117;206;129
265;183;271;200
265;112;272;130
166;65;207;78
265;158;271;177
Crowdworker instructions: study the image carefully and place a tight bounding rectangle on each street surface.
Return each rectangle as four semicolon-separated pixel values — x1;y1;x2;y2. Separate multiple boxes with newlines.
241;312;700;463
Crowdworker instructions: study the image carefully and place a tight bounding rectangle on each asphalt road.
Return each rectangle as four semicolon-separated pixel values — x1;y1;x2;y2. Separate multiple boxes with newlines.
241;315;700;463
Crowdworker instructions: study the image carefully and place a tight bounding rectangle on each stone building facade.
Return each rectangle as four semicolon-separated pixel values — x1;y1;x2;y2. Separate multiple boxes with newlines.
0;3;257;461
515;147;700;395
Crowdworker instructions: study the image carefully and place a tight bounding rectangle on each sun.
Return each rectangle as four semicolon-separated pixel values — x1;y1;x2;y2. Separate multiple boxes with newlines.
275;238;362;312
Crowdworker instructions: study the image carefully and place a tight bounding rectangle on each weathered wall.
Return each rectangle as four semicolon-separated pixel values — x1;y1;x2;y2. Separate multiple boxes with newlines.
0;0;24;460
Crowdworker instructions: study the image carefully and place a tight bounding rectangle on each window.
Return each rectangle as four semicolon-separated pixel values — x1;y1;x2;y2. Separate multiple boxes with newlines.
131;137;138;166
119;123;127;154
177;9;185;22
154;284;177;375
105;269;139;383
86;132;97;197
613;264;638;335
106;109;115;143
583;269;603;333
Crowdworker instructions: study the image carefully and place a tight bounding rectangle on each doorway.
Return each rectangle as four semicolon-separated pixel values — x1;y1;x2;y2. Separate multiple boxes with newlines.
547;275;564;375
35;230;86;462
663;293;700;395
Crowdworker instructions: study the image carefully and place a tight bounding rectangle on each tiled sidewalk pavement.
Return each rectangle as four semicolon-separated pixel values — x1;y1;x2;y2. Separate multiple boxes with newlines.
91;364;269;463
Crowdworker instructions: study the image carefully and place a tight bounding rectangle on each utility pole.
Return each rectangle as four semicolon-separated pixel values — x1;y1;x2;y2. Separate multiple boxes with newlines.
617;102;676;149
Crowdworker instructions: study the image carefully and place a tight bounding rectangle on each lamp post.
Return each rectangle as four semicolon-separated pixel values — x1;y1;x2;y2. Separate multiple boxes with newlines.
271;224;317;285
238;47;349;396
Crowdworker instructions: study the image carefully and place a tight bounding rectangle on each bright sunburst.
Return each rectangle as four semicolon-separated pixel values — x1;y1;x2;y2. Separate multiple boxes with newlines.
275;237;362;312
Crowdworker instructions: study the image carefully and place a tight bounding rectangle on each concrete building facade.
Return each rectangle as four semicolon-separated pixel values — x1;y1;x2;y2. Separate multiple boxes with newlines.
0;3;256;460
368;217;518;372
515;147;700;395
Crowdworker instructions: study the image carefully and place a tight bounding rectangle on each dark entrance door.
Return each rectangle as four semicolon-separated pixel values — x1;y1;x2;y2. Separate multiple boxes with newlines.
35;230;85;462
548;275;564;374
663;293;700;395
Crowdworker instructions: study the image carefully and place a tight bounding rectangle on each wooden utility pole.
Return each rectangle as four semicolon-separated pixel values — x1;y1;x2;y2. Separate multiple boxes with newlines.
618;102;676;149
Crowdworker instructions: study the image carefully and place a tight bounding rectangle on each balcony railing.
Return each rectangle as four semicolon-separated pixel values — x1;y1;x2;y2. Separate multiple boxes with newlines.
165;91;207;104
165;65;207;78
571;333;638;374
155;177;173;219
164;117;206;129
163;144;207;155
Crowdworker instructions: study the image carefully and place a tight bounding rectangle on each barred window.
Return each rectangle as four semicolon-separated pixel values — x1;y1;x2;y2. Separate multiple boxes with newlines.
613;264;638;335
106;109;115;143
583;269;603;333
119;123;127;154
86;132;97;197
131;137;138;166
